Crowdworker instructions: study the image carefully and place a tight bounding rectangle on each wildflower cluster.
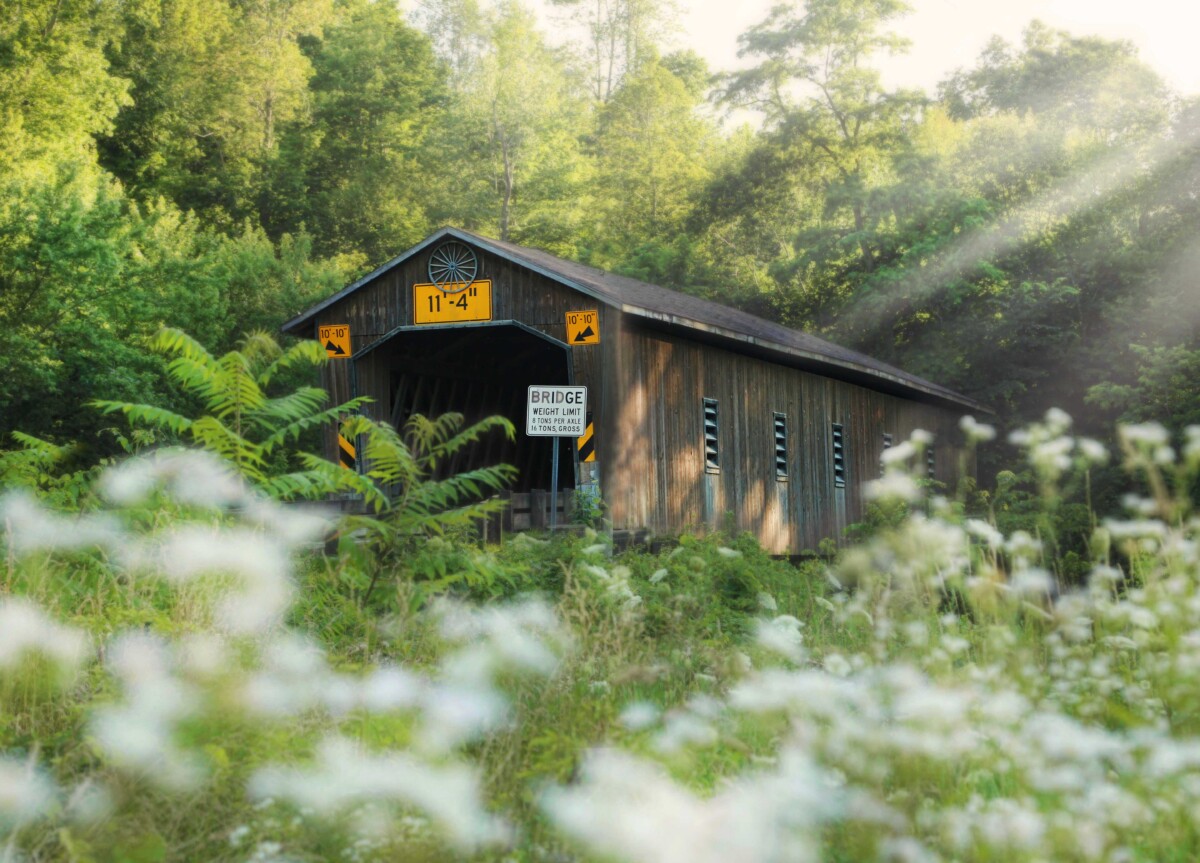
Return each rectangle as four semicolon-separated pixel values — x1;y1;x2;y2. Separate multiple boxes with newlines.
6;416;1200;861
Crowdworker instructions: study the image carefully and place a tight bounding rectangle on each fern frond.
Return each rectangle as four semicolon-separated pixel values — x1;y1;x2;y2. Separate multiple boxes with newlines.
162;356;221;403
259;397;371;454
153;327;217;365
253;387;328;428
213;352;267;416
10;431;71;461
92;401;194;436
401;464;518;517
259;338;328;387
296;453;390;513
238;331;284;369
401;493;514;534
403;412;464;456
188;416;267;483
258;466;359;502
427;415;516;466
342;416;420;488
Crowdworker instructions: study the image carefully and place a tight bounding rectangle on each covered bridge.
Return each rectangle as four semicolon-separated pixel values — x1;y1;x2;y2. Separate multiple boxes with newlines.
282;227;984;554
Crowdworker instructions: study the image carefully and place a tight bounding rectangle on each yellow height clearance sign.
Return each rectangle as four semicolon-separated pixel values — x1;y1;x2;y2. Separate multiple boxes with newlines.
319;323;352;358
413;280;492;324
566;309;599;345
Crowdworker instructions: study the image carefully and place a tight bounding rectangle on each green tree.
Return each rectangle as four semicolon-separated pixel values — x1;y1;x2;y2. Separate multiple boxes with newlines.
587;55;714;282
940;21;1169;140
719;0;921;278
101;0;334;227
0;0;130;176
546;0;677;103
0;168;222;446
264;0;446;265
428;0;591;252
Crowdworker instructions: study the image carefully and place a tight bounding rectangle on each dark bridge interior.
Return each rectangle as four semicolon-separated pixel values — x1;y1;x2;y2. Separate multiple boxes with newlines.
377;324;575;492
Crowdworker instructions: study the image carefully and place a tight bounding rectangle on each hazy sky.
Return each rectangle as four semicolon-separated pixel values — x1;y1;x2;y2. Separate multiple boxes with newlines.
534;0;1200;96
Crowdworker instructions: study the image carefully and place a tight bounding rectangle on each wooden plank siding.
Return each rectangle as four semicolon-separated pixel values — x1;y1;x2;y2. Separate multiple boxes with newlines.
311;246;611;481
300;233;972;555
607;320;968;553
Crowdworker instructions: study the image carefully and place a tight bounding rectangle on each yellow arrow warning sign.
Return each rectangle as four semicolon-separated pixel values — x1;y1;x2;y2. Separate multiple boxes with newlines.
319;324;352;358
566;310;599;345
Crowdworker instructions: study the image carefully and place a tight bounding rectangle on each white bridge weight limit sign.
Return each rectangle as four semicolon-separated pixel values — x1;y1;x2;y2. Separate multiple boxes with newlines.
526;385;587;437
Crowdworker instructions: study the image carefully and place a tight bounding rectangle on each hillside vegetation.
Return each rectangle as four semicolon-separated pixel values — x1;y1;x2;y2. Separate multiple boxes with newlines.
5;408;1200;861
4;1;1200;858
1;0;1197;480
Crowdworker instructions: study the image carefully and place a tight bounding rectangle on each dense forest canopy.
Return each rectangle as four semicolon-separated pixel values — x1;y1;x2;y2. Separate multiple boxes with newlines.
1;0;1197;491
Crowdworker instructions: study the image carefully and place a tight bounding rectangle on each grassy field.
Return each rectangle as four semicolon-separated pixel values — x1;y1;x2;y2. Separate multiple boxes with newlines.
4;414;1200;862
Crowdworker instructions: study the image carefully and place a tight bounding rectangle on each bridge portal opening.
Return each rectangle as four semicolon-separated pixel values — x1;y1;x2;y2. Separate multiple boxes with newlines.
367;323;575;494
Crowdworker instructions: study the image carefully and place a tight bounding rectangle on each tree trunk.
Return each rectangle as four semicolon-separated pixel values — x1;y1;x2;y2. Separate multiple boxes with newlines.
500;142;515;241
853;202;873;273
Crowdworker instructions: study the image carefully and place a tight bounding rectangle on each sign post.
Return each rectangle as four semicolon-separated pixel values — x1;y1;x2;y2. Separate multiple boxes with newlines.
526;385;587;531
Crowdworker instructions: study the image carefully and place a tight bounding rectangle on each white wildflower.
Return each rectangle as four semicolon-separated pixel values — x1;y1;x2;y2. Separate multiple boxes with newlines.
1032;435;1073;474
1077;438;1109;464
910;429;934;446
1120;422;1169;448
0;756;56;827
0;493;121;554
102;449;249;510
755;615;805;663
959;415;996;443
152;527;294;634
543;747;833;863
648;568;668;584
1101;635;1137;652
881;440;917;465
1010;567;1053;597
864;473;921;503
90;632;206;790
359;667;423;712
417;683;508;752
620;702;660;731
940;636;970;656
823;654;852;678
437;599;565;681
62;779;112;825
1005;531;1042;560
243;498;331;546
249;737;509;851
757;592;777;611
654;712;719;753
1044;407;1073;432
1089;566;1124;588
965;519;1004;548
1120;494;1159;516
717;546;742;559
0;597;88;672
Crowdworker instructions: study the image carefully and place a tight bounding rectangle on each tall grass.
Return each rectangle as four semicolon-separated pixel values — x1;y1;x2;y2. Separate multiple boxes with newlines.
4;414;1200;861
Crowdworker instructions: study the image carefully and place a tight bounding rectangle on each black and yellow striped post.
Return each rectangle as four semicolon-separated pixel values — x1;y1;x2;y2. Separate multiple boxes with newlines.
576;412;595;463
338;431;357;471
